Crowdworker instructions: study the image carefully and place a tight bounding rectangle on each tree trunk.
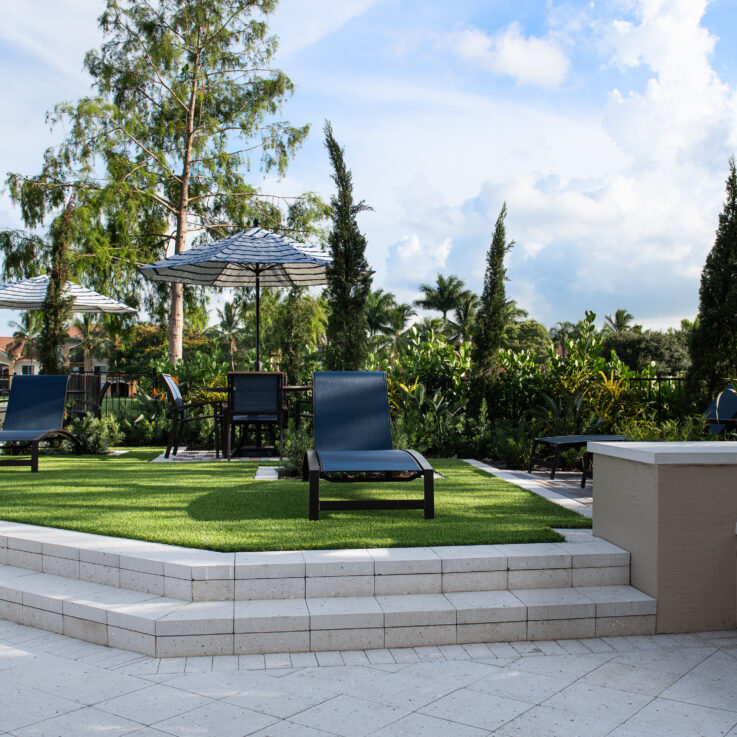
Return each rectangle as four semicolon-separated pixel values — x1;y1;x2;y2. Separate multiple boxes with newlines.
167;53;199;366
168;282;184;365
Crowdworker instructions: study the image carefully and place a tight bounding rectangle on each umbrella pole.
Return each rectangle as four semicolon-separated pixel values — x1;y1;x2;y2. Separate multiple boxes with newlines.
255;272;261;371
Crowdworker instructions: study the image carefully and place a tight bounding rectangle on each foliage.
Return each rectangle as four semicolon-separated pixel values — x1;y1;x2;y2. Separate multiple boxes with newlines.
278;420;313;478
68;414;123;454
35;0;318;365
614;413;710;442
528;391;603;437
111;388;169;446
415;274;466;323
688;157;737;402
446;289;479;344
601;330;690;374
273;289;327;384
602;308;636;334
472;202;514;401
323;121;373;370
501;319;550;357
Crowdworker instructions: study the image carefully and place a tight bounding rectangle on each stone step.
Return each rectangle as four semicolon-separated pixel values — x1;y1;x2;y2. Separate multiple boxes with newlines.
0;521;630;601
0;562;656;657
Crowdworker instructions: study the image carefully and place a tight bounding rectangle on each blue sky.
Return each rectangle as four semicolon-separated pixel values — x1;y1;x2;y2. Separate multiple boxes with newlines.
2;0;737;334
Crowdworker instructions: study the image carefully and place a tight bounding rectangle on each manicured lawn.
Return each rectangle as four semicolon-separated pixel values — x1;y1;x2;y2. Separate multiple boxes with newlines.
0;450;590;551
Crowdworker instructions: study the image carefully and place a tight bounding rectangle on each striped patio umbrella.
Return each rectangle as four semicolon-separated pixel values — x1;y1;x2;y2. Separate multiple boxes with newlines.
139;227;331;369
0;275;137;314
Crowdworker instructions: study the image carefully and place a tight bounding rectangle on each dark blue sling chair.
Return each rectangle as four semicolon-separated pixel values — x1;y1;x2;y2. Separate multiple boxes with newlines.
0;375;80;472
304;371;434;521
705;385;737;434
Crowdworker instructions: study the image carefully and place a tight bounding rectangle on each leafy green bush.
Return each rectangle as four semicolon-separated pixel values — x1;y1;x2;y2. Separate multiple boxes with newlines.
68;414;124;454
279;420;313;477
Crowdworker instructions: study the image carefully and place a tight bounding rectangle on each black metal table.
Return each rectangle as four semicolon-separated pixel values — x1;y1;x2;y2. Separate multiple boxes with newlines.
528;434;628;487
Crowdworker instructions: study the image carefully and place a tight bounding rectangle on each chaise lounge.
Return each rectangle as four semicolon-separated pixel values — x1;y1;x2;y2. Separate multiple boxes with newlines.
304;370;434;521
0;375;81;472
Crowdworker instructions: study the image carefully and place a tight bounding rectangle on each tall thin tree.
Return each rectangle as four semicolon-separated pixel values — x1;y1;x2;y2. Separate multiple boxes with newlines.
323;121;373;370
688;157;737;400
472;202;515;381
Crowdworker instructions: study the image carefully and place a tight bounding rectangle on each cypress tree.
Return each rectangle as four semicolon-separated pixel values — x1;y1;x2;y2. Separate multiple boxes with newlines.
688;158;737;401
472;202;515;373
323;122;373;370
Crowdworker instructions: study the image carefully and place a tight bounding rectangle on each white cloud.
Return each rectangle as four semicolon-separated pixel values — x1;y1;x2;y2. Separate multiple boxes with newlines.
271;0;379;56
447;22;570;87
386;233;453;288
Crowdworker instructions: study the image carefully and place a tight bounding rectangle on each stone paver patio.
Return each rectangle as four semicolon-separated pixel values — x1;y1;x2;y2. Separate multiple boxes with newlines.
1;619;735;736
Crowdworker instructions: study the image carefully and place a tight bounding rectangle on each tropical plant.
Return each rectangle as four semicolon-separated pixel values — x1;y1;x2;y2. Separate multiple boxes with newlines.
366;289;396;343
7;312;43;365
70;315;107;371
447;290;479;344
603;308;635;334
414;274;466;325
210;301;246;370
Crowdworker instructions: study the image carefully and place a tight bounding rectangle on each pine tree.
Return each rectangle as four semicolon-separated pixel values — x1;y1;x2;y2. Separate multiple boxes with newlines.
688;157;737;401
323;122;373;370
472;202;515;374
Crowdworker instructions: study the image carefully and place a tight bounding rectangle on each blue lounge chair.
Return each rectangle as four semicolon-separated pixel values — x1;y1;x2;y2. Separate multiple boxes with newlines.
705;385;737;434
0;375;80;472
304;371;434;521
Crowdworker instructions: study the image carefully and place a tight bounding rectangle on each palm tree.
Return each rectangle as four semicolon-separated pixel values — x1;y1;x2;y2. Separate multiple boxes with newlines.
414;274;466;323
7;312;43;373
447;290;479;344
71;315;107;372
211;301;246;370
366;289;396;340
603;309;635;334
414;316;445;341
384;303;416;357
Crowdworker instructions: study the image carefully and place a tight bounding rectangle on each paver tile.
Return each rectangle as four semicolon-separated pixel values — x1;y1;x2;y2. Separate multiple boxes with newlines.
346;670;461;710
95;683;212;725
12;705;140;737
579;659;682;696
420;686;530;731
609;698;737;737
0;685;79;732
659;652;737;712
250;721;337;736
495;704;615;737
223;678;340;719
368;712;489;736
541;681;653;728
153;700;277;736
469;667;566;703
9;655;148;706
290;695;409;737
512;652;614;681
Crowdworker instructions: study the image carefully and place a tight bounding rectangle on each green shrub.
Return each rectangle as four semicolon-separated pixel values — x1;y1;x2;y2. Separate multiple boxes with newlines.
68;414;124;454
278;420;313;477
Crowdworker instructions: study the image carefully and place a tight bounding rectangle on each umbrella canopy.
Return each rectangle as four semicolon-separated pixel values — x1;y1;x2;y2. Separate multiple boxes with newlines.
0;275;137;314
139;227;331;369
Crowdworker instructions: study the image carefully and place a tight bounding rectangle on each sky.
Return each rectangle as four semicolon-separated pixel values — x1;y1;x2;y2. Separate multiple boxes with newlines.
1;0;737;334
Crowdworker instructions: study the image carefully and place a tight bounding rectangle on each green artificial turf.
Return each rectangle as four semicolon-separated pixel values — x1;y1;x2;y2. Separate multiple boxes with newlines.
0;450;591;551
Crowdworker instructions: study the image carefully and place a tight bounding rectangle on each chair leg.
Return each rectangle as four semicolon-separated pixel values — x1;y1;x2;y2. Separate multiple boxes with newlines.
31;441;39;473
551;446;560;479
423;469;434;519
309;470;320;521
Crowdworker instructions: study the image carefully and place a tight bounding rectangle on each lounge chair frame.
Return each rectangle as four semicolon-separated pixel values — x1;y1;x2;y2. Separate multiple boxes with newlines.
304;371;434;521
0;375;81;472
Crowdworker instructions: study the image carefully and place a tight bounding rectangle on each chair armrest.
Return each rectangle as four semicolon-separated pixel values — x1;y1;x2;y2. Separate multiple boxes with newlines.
304;449;320;481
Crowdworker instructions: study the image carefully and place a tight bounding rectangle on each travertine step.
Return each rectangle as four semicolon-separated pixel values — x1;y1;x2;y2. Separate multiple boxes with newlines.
0;521;630;601
0;561;656;657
